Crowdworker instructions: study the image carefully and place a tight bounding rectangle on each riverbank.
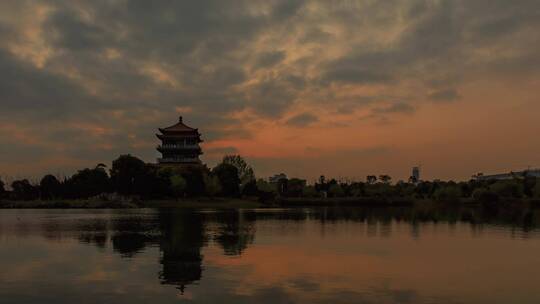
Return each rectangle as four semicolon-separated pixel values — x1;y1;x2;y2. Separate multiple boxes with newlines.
1;197;538;209
0;198;262;209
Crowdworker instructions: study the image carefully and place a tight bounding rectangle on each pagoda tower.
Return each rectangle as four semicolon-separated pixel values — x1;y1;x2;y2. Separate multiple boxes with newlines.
156;116;203;165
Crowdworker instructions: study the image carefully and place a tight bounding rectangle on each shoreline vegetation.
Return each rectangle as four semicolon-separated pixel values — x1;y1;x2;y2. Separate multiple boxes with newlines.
1;197;540;209
2;154;540;210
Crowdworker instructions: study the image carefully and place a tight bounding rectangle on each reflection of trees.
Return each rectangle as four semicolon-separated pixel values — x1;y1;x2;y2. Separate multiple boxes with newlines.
111;216;159;258
214;210;256;256
158;210;207;294
112;233;154;257
79;232;108;248
21;205;540;294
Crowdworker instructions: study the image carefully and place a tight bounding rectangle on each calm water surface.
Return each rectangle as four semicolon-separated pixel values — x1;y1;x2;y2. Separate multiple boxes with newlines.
1;207;540;303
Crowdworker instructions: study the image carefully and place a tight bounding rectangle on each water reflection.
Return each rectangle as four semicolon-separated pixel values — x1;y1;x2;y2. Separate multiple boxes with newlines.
159;211;205;293
1;206;540;303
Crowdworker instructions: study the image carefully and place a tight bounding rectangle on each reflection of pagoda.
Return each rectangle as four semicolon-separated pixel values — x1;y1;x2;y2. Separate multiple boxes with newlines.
156;116;203;165
159;211;206;294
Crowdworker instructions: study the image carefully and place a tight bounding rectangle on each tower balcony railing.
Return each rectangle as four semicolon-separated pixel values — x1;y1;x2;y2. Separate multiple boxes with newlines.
157;157;200;164
157;144;200;150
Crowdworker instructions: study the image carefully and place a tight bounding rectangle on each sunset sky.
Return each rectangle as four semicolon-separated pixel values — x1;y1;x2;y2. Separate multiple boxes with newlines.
0;0;539;182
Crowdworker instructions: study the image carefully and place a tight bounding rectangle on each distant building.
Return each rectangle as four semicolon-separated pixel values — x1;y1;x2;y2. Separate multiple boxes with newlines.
412;166;420;182
156;116;203;166
473;169;540;181
269;173;287;183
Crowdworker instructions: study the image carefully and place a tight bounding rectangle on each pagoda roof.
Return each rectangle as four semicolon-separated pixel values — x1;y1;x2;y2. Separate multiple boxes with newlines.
159;116;199;133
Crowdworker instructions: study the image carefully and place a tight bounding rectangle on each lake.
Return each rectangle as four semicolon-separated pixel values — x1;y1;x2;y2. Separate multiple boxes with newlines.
1;207;540;303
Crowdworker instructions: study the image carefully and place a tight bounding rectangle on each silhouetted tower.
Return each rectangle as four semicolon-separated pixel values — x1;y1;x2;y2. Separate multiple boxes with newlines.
412;166;420;182
156;116;203;165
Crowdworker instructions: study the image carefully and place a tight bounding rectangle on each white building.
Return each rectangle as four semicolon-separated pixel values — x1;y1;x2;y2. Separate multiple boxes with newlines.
473;169;540;181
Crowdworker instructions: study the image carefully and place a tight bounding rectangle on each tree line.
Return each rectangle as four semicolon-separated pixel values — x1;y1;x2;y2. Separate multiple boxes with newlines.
1;154;540;202
0;154;257;201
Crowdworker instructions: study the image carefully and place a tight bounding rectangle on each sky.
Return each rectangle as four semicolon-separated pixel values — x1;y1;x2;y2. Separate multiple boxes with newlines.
0;0;539;182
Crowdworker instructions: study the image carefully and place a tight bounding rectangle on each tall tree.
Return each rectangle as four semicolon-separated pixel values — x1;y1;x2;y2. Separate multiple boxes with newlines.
366;175;377;184
65;167;110;198
170;174;187;200
379;175;392;184
11;179;38;200
212;163;240;196
40;174;62;200
110;155;147;195
222;155;255;186
0;178;5;198
204;174;222;197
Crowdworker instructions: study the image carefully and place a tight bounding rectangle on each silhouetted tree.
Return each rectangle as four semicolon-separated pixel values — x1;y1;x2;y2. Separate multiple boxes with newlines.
0;178;5;198
490;180;523;198
170;174;187;200
11;179;38;200
434;185;462;202
328;183;345;197
286;178;306;197
415;181;433;198
379;175;392;184
204;174;222;197
473;188;499;203
110;154;146;195
140;164;171;198
349;182;365;197
212;163;240;196
222;155;255;187
255;179;277;203
533;180;540;198
241;179;258;196
523;175;536;197
40;174;62;200
180;166;207;196
366;175;377;184
65;167;110;198
315;175;328;193
303;185;318;197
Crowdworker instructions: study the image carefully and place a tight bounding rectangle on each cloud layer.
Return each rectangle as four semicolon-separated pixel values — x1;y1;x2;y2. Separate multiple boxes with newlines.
1;0;539;180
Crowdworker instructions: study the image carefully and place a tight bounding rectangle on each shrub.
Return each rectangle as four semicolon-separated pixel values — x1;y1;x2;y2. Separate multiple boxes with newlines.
489;180;523;198
434;186;462;202
533;181;540;198
241;180;258;196
328;184;345;197
303;185;319;198
256;179;277;193
472;188;499;203
170;175;187;199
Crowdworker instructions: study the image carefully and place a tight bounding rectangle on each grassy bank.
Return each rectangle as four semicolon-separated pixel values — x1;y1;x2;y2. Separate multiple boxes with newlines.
0;197;262;209
2;197;539;209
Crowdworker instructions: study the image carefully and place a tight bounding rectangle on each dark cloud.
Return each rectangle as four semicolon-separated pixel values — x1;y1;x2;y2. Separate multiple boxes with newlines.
429;89;460;102
0;0;539;177
254;51;286;69
0;49;98;119
285;113;318;127
372;102;415;114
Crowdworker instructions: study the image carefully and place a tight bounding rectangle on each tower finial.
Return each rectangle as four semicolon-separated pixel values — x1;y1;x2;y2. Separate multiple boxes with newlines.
179;116;183;123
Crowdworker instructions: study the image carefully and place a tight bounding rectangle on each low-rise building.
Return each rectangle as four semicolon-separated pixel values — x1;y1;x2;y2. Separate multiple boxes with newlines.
473;169;540;181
